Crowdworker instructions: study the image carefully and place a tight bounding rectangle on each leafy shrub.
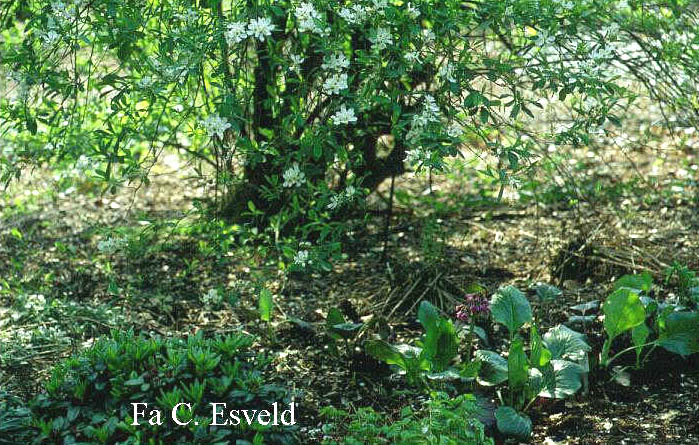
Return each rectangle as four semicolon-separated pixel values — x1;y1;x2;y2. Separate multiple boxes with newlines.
320;392;493;445
3;0;698;269
476;286;590;440
27;330;297;444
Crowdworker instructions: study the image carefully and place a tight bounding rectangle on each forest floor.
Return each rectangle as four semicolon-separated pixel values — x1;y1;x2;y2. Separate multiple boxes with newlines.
1;135;698;443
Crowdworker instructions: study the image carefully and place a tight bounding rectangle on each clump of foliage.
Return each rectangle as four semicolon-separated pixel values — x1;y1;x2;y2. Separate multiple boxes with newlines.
476;286;590;441
664;262;699;308
0;391;32;445
365;301;468;388
2;0;698;270
27;330;296;444
600;272;699;369
320;392;492;445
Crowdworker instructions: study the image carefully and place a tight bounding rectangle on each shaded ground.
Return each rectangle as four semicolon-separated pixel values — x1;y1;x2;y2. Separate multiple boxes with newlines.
1;137;697;443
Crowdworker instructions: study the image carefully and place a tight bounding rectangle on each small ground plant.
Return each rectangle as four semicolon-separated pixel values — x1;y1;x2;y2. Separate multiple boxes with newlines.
320;392;492;445
27;330;297;444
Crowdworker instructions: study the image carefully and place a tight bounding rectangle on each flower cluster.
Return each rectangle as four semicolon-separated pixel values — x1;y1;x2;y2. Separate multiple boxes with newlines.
321;53;350;71
330;104;357;126
283;162;306;188
406;94;442;144
293;249;311;267
371;27;393;51
323;72;348;95
296;2;327;35
455;293;490;323
338;5;368;25
224;17;275;45
202;114;231;139
327;185;358;210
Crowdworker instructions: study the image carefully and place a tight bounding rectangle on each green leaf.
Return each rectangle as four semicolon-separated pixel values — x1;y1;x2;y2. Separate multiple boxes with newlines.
631;323;650;361
490;286;532;336
538;360;584;399
657;311;699;356
421;319;458;372
475;350;507;385
614;272;653;294
364;340;406;370
533;283;562;302
417;300;440;333
530;325;552;369
603;288;646;340
258;289;273;322
508;339;529;391
495;406;532;440
330;322;363;340
543;325;590;361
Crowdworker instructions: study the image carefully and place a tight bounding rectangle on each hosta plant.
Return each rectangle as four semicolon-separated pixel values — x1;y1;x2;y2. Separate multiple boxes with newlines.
476;286;590;441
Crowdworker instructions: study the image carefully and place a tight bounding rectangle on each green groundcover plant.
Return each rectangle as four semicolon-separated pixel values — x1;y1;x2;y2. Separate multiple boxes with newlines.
320;392;493;445
22;330;297;444
2;0;698;269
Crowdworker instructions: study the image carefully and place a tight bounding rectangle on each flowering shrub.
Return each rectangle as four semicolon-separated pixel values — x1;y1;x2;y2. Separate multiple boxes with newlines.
1;0;698;269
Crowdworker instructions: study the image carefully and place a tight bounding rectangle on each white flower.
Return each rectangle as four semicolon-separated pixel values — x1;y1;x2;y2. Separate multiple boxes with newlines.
283;162;306;187
202;114;231;139
371;28;393;50
290;54;305;72
330;104;357;125
327;194;342;210
345;185;356;197
202;288;223;305
293;250;311;267
405;148;426;164
296;2;324;34
404;51;421;64
322;53;350;71
372;0;388;11
177;8;198;23
225;21;248;44
406;2;421;19
447;123;464;138
24;294;47;312
422;29;436;44
339;6;368;25
323;72;348;95
247;17;274;41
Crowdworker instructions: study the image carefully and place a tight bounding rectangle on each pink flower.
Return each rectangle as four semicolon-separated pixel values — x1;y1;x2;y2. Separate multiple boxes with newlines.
455;293;489;322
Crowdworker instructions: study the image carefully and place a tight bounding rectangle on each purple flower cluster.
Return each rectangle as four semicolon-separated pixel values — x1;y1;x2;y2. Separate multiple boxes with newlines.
455;293;489;322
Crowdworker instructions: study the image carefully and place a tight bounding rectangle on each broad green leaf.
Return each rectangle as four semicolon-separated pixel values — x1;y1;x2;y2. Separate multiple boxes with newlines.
421;319;458;372
364;340;406;369
614;272;653;294
489;286;532;335
330;322;363;340
417;300;440;333
543;325;590;361
538;360;584;399
508;339;529;391
533;283;562;302
530;325;552;368
495;406;532;440
657;311;699;356
602;288;646;340
258;289;273;322
475;350;507;385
